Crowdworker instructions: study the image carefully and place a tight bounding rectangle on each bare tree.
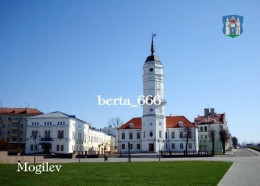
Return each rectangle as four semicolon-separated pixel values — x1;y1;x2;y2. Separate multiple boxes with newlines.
210;130;216;156
232;136;238;148
219;129;229;154
107;117;123;129
184;127;191;155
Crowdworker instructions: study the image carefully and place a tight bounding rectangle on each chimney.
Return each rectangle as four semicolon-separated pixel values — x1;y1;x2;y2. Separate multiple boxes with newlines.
210;108;215;115
204;108;209;116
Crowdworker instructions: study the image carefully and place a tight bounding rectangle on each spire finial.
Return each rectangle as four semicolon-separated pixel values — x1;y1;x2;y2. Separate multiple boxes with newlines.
151;34;157;55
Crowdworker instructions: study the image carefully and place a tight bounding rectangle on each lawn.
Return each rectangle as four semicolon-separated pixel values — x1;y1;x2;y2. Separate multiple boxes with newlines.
0;161;232;186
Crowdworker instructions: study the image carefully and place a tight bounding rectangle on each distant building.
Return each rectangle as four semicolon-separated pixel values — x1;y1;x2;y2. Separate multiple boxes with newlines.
194;108;232;152
102;126;118;150
25;111;114;156
0;107;43;153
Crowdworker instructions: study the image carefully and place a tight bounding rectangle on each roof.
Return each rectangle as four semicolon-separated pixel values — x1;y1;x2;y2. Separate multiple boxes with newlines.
0;107;43;115
145;55;160;62
118;118;142;129
166;116;195;128
194;113;225;125
118;116;195;130
28;111;89;124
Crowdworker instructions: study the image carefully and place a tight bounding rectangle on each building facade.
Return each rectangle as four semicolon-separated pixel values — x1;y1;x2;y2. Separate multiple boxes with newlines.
26;111;114;155
118;38;198;153
0;107;43;153
118;116;198;153
194;108;232;152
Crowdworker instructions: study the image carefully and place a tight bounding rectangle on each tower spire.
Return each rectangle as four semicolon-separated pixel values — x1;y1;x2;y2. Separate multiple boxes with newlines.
151;34;157;55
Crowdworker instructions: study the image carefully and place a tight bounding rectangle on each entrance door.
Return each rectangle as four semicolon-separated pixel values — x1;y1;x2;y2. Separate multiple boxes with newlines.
42;144;51;154
149;143;154;151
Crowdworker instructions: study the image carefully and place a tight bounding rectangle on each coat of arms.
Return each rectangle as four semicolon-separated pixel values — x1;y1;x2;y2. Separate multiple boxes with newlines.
223;15;243;38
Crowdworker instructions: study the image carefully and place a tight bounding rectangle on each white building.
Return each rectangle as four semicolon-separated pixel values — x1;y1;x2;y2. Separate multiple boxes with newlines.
102;126;118;150
118;116;198;153
26;111;114;156
194;108;232;152
118;37;198;153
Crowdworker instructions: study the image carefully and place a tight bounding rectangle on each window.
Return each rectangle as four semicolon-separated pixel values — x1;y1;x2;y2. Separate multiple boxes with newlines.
61;145;64;151
58;130;64;139
20;131;23;135
122;133;125;139
171;143;175;149
165;132;167;138
200;135;203;139
200;127;203;131
180;131;183;138
187;131;192;138
171;131;175;139
137;144;141;149
159;131;162;138
20;124;23;128
137;132;140;139
129;132;133;139
180;143;183;149
122;144;125;149
30;144;33;151
143;131;145;138
57;145;60;151
12;137;16;142
204;126;207;131
35;145;37;151
188;143;192;149
150;131;153;137
205;135;207;139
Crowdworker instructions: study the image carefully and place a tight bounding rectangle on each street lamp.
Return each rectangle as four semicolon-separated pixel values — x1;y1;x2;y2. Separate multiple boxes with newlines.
31;130;41;164
77;140;83;163
154;139;161;162
128;142;132;163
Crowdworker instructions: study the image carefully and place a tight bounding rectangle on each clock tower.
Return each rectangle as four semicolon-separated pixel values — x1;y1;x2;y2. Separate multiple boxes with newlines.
141;36;166;152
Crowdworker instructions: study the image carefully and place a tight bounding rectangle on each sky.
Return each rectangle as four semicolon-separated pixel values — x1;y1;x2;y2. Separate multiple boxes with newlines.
0;0;260;143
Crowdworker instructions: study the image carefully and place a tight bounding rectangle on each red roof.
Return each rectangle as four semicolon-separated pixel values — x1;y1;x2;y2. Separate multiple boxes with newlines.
118;116;195;130
0;107;43;115
194;113;225;125
118;118;142;129
166;116;195;128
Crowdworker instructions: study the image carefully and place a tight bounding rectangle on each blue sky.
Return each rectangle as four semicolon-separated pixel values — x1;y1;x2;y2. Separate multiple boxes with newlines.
0;0;259;143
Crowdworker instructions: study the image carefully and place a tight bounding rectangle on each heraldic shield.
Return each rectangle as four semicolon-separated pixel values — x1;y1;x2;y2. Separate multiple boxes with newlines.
223;15;243;38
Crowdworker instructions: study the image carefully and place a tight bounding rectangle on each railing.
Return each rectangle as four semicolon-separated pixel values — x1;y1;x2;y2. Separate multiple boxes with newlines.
41;138;53;141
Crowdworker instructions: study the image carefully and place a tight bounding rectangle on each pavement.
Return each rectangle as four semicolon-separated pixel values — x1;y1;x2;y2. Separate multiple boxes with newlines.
218;148;260;186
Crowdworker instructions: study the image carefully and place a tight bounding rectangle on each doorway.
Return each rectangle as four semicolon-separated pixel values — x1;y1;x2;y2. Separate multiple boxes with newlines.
149;143;154;151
